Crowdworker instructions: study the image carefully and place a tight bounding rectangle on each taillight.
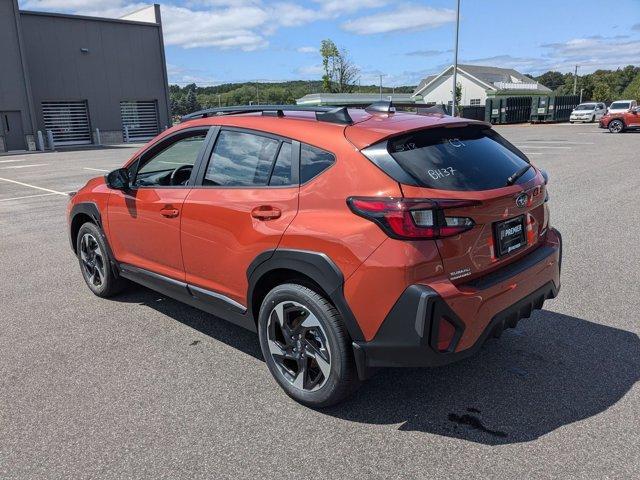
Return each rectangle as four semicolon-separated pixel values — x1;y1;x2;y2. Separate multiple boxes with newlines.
347;197;478;240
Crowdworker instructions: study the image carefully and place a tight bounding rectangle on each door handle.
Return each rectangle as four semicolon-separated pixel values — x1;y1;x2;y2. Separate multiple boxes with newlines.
160;207;180;218
251;205;281;220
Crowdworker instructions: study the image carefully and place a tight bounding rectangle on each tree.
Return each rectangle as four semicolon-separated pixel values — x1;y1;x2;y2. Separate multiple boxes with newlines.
621;73;640;101
535;71;565;91
320;39;359;93
592;82;613;102
185;88;201;114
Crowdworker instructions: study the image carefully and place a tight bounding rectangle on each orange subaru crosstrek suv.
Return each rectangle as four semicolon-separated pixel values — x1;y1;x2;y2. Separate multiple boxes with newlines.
68;103;562;407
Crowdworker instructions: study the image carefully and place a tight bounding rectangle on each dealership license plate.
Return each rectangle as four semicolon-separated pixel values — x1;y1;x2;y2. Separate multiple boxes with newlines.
494;215;526;257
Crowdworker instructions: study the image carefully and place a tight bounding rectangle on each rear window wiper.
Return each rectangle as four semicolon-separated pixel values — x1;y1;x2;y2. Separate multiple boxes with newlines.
506;164;532;186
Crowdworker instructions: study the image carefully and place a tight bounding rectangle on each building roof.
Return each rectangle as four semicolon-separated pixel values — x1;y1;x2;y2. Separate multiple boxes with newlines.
296;92;418;106
412;64;551;96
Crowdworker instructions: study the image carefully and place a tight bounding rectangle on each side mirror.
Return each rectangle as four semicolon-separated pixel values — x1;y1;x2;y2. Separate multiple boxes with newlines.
106;168;130;190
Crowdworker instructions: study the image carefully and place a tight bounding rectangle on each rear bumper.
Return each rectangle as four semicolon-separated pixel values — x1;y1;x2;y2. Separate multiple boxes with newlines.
352;228;562;378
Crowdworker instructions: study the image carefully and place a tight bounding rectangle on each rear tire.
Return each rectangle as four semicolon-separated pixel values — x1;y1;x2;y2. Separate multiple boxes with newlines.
258;283;360;408
608;119;624;133
76;222;128;298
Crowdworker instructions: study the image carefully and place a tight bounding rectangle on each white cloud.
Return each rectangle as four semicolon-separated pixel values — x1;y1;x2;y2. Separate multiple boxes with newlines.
342;5;456;35
161;4;269;50
296;64;324;77
314;0;388;15
539;37;640;73
297;46;317;54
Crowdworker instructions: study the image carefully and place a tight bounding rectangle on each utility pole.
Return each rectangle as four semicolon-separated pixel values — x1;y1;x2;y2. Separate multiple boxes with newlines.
451;0;461;116
217;94;221;107
379;74;385;100
573;65;579;95
256;84;259;105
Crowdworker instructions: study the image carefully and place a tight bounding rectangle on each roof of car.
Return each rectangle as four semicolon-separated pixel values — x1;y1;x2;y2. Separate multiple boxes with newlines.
176;108;485;150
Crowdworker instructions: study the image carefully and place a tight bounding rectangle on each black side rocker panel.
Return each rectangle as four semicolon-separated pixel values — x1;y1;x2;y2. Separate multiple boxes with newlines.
118;263;256;332
247;249;365;342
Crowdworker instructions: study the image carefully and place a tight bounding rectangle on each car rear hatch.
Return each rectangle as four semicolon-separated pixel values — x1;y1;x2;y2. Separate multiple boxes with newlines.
357;122;549;283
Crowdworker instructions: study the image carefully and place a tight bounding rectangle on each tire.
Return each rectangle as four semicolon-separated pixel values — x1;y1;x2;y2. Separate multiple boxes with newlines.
590;115;595;123
608;119;624;133
76;222;128;297
258;283;360;407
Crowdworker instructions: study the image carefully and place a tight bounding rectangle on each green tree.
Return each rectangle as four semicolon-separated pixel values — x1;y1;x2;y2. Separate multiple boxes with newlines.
621;73;640;101
592;82;613;102
320;39;359;93
536;71;565;91
185;89;201;113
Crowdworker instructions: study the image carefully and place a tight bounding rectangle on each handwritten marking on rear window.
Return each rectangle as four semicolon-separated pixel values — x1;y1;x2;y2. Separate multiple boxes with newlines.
428;167;456;180
448;138;466;148
395;142;416;152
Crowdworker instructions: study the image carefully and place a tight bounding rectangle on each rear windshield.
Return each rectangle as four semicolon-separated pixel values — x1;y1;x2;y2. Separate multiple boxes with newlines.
387;125;535;191
610;102;630;109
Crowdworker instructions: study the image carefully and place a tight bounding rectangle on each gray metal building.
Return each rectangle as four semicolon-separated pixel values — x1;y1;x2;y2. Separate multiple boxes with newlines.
0;0;171;152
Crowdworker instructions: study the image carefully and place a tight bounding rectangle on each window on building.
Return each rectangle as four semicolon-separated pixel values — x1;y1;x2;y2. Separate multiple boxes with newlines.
470;99;482;106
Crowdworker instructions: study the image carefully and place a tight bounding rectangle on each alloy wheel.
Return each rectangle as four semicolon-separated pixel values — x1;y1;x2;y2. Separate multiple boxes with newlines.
266;301;331;392
80;233;106;288
609;120;623;133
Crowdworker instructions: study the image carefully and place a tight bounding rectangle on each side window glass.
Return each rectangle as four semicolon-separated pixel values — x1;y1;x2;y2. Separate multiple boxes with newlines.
300;144;335;183
204;130;279;186
269;142;292;186
133;133;206;187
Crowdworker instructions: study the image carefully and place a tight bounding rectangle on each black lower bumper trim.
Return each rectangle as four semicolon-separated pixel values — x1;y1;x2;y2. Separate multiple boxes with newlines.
353;281;559;379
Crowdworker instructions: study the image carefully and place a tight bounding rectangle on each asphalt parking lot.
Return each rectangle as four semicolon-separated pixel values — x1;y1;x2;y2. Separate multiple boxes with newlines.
1;123;639;479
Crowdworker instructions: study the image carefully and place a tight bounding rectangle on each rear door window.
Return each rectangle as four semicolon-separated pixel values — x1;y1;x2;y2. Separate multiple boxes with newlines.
387;125;535;191
203;130;280;186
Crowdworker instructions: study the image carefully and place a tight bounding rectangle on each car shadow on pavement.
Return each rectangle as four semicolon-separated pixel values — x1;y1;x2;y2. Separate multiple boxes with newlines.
324;309;640;445
113;288;639;445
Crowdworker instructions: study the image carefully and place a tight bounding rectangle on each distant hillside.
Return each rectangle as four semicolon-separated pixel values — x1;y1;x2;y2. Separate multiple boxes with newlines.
169;81;417;116
532;65;639;102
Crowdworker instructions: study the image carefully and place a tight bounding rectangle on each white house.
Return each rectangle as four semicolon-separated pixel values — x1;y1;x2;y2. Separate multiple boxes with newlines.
412;64;551;106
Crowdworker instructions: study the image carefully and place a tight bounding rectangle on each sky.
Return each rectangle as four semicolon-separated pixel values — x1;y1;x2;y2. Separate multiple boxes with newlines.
18;0;640;86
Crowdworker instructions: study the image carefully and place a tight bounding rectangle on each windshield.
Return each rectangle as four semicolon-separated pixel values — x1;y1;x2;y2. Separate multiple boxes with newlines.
609;102;630;109
387;125;535;191
574;104;596;110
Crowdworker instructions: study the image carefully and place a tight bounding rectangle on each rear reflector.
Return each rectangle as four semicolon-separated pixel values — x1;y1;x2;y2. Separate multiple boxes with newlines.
347;196;478;240
437;317;456;352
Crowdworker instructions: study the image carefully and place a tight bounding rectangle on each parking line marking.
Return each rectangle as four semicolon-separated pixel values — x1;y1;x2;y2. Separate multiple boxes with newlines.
0;177;68;196
515;145;571;149
83;167;109;172
0;159;29;164
0;163;49;169
519;141;594;145
0;192;60;202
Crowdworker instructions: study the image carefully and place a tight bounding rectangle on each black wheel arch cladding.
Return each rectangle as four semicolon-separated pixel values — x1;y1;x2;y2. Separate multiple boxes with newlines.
247;249;365;342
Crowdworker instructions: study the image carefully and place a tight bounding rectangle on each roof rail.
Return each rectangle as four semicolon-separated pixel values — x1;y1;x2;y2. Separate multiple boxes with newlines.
180;105;353;125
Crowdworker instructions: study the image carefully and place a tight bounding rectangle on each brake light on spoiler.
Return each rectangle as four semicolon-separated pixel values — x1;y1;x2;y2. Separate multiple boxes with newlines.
347;197;479;240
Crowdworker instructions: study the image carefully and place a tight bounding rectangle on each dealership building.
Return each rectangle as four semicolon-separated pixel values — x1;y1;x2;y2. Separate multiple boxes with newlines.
0;0;171;152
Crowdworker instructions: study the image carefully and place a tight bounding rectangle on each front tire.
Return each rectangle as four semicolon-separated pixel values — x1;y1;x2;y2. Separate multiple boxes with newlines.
258;283;360;407
608;119;624;133
76;222;127;297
